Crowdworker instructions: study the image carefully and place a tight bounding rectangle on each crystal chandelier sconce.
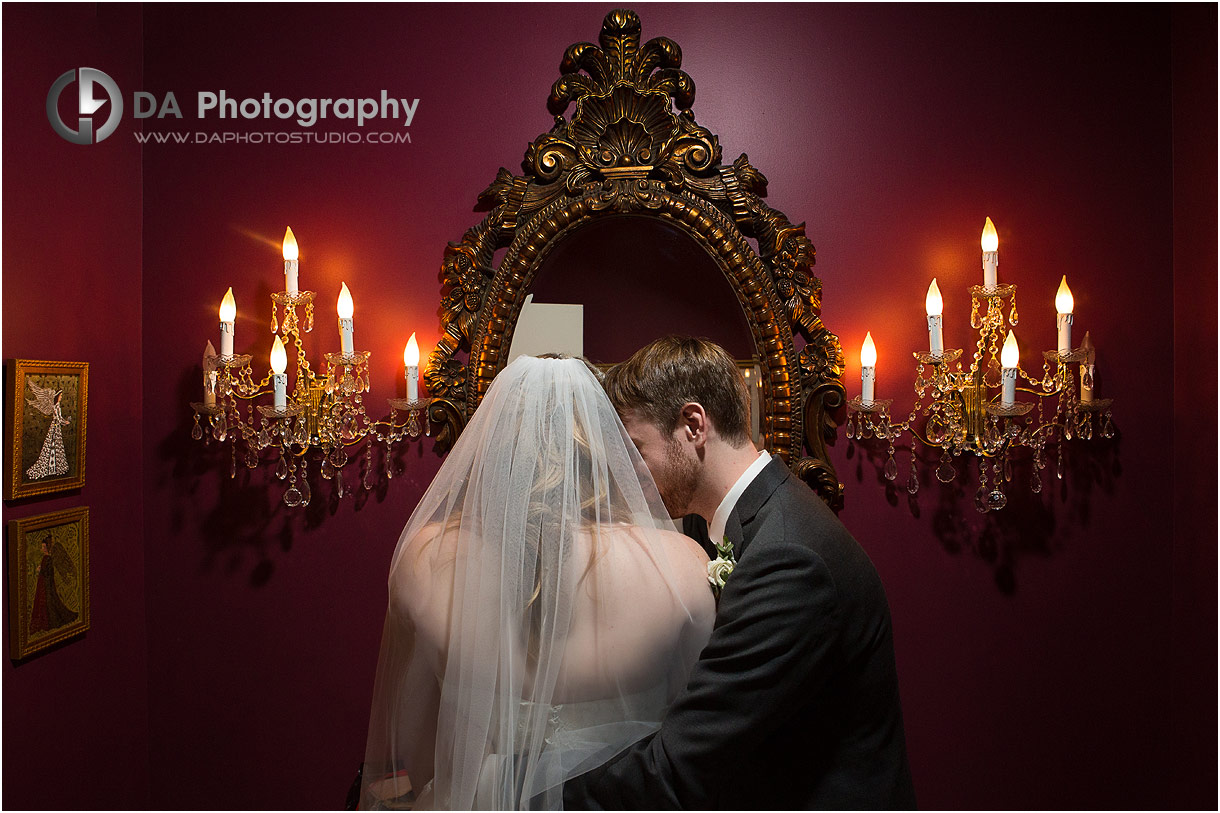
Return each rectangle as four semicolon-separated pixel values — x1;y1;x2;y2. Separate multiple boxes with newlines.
846;218;1116;513
190;227;430;508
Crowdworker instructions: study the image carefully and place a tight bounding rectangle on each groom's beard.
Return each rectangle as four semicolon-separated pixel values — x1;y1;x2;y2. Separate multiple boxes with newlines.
654;436;699;519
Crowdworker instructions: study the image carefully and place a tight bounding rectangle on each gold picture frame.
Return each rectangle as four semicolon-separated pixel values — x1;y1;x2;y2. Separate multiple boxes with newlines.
7;507;90;659
5;360;88;500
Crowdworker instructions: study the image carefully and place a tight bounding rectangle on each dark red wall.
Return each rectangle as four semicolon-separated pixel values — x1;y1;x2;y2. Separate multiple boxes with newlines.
3;3;1215;810
2;4;150;809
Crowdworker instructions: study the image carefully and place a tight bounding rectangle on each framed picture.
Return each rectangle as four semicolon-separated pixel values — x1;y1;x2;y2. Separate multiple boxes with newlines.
5;360;88;500
7;507;90;659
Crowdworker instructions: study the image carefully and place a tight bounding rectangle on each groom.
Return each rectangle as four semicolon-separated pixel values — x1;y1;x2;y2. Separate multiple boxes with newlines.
564;336;916;809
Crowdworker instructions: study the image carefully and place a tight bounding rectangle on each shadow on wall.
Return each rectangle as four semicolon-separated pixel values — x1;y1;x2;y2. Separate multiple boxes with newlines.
847;427;1121;594
160;366;422;585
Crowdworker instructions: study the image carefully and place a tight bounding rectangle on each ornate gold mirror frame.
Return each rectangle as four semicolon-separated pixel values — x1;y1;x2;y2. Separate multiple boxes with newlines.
425;9;847;508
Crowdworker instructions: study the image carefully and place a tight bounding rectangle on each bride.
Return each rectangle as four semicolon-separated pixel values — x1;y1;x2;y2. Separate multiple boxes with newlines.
360;355;715;810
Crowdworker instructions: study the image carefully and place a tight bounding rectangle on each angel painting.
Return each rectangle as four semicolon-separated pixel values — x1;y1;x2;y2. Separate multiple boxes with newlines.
29;535;78;634
24;379;72;481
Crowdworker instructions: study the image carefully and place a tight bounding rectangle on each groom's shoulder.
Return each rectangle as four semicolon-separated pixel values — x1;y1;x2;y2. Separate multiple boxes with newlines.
748;464;880;582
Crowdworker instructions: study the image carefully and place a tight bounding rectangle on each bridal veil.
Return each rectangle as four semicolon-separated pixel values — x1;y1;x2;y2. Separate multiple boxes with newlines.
361;355;712;810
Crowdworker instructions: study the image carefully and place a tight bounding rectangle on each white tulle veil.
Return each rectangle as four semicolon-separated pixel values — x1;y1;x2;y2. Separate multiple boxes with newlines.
361;355;710;810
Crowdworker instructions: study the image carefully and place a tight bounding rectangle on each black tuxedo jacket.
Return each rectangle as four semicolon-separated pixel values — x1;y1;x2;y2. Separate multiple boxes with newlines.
563;457;915;809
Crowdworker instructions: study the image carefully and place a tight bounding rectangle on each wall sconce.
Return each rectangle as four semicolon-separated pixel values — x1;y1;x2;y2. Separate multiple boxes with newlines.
846;218;1115;512
189;227;429;508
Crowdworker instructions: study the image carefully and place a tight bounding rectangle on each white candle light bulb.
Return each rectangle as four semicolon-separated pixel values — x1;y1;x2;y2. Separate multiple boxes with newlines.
981;217;999;289
981;217;999;253
270;335;287;375
270;335;288;409
1000;330;1019;368
925;278;944;355
219;287;236;323
218;287;236;356
282;227;298;261
925;278;943;316
860;331;877;404
337;282;355;355
404;332;420;402
860;331;877;367
282;227;299;294
1000;329;1019;406
1055;275;1074;355
1055;276;1074;315
337;282;354;319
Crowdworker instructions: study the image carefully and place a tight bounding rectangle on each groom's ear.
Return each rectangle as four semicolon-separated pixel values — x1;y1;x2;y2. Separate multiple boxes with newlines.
678;402;709;449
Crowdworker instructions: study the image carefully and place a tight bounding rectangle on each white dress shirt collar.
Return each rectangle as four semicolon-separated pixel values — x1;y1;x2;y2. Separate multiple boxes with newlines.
708;450;772;545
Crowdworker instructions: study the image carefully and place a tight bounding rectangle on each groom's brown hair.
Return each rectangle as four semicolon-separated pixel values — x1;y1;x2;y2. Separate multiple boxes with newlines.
604;335;752;447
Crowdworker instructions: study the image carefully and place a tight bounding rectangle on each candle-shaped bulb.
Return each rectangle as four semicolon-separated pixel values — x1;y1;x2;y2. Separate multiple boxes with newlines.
337;282;354;318
219;287;236;322
981;217;999;253
1055;275;1074;354
1000;330;1019;368
270;335;288;408
270;335;287;375
282;227;300;294
859;332;877;403
860;332;877;367
404;332;420;402
282;227;298;261
1055;275;1074;314
1080;331;1095;364
337;283;355;355
203;340;217;365
925;279;945;356
925;278;943;316
218;287;237;356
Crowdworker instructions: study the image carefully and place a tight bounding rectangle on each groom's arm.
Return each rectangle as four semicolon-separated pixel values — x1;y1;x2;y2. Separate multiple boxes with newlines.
564;525;842;809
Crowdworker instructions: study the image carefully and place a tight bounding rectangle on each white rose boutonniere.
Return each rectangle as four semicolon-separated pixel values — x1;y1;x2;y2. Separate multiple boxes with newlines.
707;535;737;598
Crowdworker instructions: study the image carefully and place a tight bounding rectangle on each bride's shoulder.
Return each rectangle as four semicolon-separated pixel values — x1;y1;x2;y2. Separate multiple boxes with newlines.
593;524;713;609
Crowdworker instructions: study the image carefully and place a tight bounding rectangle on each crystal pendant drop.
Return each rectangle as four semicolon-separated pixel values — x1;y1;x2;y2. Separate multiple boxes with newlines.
191;421;203;441
1056;447;1064;480
245;448;258;468
385;454;395;479
213;415;227;442
336;472;345;499
986;488;1008;511
276;455;290;480
1003;457;1013;482
321;457;334;480
1102;414;1115;438
331;446;348;469
1031;471;1042;494
1064;421;1073;441
845;416;855;440
270;304;278;334
363;449;374;491
936;452;956;484
975;484;990;513
300;472;311;506
884;455;898;482
906;464;920;495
